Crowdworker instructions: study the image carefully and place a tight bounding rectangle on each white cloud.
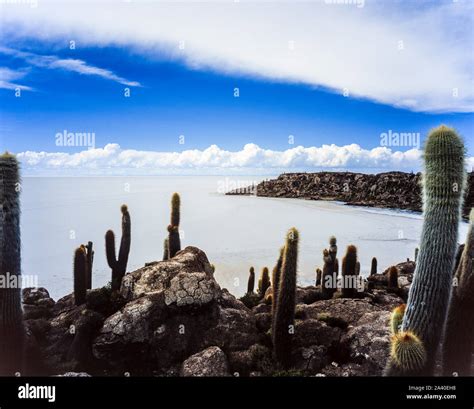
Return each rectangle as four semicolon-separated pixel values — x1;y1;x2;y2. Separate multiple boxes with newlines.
0;67;32;90
1;0;472;112
0;47;141;87
16;142;433;176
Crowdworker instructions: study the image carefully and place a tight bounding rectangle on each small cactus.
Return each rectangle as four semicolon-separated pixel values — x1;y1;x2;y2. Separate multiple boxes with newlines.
0;153;24;375
168;193;181;258
341;245;358;298
370;257;377;276
73;247;87;305
258;267;271;297
106;204;131;291
85;241;94;290
162;238;169;261
247;267;255;294
389;331;426;374
390;304;406;335
321;249;336;299
328;236;337;262
388;266;399;289
315;268;322;286
273;228;299;368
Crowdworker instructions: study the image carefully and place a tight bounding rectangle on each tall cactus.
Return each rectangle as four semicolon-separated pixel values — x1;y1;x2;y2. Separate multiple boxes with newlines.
341;245;358;298
272;247;284;326
0;153;24;375
74;247;87;305
247;266;255;294
386;125;466;376
388;266;399;289
442;208;474;376
273;228;299;368
258;267;270;297
321;249;335;299
106;204;131;291
168;193;181;258
85;241;94;290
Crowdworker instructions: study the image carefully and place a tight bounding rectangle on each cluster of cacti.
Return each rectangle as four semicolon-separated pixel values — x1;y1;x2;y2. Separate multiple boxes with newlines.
74;247;87;305
341;245;358;298
258;267;271;297
0;153;25;375
442;208;474;376
247;267;255;294
273;227;299;368
106;204;131;291
385;125;466;376
167;193;181;258
387;266;399;289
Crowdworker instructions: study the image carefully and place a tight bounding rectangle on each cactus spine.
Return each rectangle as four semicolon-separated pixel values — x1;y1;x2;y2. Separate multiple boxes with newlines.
370;257;377;276
258;267;271;297
247;267;255;294
273;227;299;368
74;247;87;305
0;153;24;375
442;208;474;376
106;204;131;291
168;193;181;258
391;125;466;376
341;245;358;298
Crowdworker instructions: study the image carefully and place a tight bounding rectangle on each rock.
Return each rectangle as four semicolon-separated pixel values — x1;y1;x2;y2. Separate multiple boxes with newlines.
164;272;220;307
23;304;53;320
294;319;342;348
22;287;54;305
56;372;91;377
121;246;214;300
255;313;272;333
252;303;271;314
296;286;324;304
181;346;230;377
341;311;391;375
292;345;329;373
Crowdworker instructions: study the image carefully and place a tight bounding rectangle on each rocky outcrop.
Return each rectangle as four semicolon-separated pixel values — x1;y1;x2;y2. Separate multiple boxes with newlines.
21;246;410;377
226;171;474;219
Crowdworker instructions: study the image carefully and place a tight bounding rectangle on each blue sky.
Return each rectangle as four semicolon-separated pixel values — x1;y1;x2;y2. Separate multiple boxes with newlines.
0;0;473;174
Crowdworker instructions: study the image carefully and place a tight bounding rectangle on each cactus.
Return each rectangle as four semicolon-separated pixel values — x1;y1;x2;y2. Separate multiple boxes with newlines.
355;261;360;276
162;238;169;261
370;257;377;276
387;331;427;375
328;236;337;262
74;247;87;305
390;304;406;335
271;247;284;320
273;228;299;368
414;247;419;263
389;125;466;376
106;204;131;291
341;245;358;298
168;193;181;258
315;268;322;286
321;249;336;299
258;267;271;297
247;267;255;294
388;266;399;289
84;241;94;290
0;153;24;375
442;208;474;376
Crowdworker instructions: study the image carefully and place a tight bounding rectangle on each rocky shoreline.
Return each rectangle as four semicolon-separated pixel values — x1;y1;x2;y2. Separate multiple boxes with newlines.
21;246;417;377
226;171;474;219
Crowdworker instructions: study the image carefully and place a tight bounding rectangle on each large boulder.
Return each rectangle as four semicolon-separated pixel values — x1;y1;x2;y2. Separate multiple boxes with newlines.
181;346;230;377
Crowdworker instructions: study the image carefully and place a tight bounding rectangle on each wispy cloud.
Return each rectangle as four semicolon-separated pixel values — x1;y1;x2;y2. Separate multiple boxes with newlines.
15;142;446;176
1;0;472;112
0;47;141;87
0;67;32;91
